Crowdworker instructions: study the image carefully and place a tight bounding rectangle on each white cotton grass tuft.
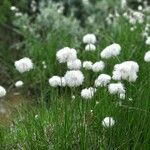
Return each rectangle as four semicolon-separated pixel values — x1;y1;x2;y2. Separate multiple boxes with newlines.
92;61;105;72
83;61;93;70
100;43;121;59
67;59;82;70
56;47;77;63
81;87;96;99
119;93;125;100
10;6;18;11
14;57;33;73
145;37;150;45
144;51;150;62
85;44;96;51
64;70;84;87
0;86;6;98
15;81;24;88
94;74;111;87
112;61;139;82
108;82;125;95
49;76;66;87
83;33;97;44
102;117;115;128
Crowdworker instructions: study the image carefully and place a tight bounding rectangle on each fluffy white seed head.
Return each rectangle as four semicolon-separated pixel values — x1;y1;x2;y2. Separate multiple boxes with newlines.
83;33;97;44
112;61;139;82
10;6;18;11
92;61;105;72
144;51;150;62
81;87;96;99
100;43;121;59
49;76;61;87
85;44;96;51
108;82;125;95
64;70;84;87
49;76;66;87
15;81;24;88
102;117;115;128
67;59;82;70
0;86;6;98
94;74;111;87
14;57;33;73
60;77;66;87
146;37;150;45
56;47;77;63
119;93;125;100
83;61;93;70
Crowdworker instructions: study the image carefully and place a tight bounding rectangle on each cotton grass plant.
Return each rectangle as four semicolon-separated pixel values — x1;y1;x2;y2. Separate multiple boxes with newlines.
1;0;150;149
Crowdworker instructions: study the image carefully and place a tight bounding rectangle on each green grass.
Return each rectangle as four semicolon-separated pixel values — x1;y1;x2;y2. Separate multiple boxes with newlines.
1;8;150;150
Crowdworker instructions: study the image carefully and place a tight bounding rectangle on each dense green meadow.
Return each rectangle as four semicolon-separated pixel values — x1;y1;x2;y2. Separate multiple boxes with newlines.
0;0;150;149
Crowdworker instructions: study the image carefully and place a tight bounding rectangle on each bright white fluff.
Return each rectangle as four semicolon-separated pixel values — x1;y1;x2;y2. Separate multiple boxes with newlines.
102;117;115;128
81;87;96;99
49;76;66;87
49;76;61;87
119;93;125;100
85;44;96;51
14;57;33;73
67;59;82;70
146;37;150;45
94;74;111;87
83;61;93;70
100;43;121;59
60;77;66;87
56;47;77;63
64;70;84;87
10;6;18;11
112;61;139;82
83;33;97;44
0;86;6;98
108;82;125;95
92;61;105;72
144;51;150;62
15;81;24;88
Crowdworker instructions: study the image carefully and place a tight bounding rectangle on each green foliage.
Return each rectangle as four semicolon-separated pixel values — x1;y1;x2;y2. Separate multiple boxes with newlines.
0;0;11;24
0;0;150;149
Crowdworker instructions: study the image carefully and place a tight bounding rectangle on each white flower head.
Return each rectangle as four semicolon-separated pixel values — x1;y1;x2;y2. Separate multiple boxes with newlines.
121;0;127;9
83;33;97;44
67;59;82;70
85;44;96;51
119;93;125;100
146;37;150;45
102;117;115;128
64;70;84;87
144;51;150;62
56;47;77;63
72;95;75;100
15;12;23;17
138;5;143;11
83;61;93;70
49;76;61;87
100;43;121;59
112;61;139;82
49;76;66;87
15;81;24;88
94;74;111;87
60;77;66;87
81;87;96;99
10;6;18;11
15;57;33;73
92;61;105;72
0;86;6;98
108;82;125;95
